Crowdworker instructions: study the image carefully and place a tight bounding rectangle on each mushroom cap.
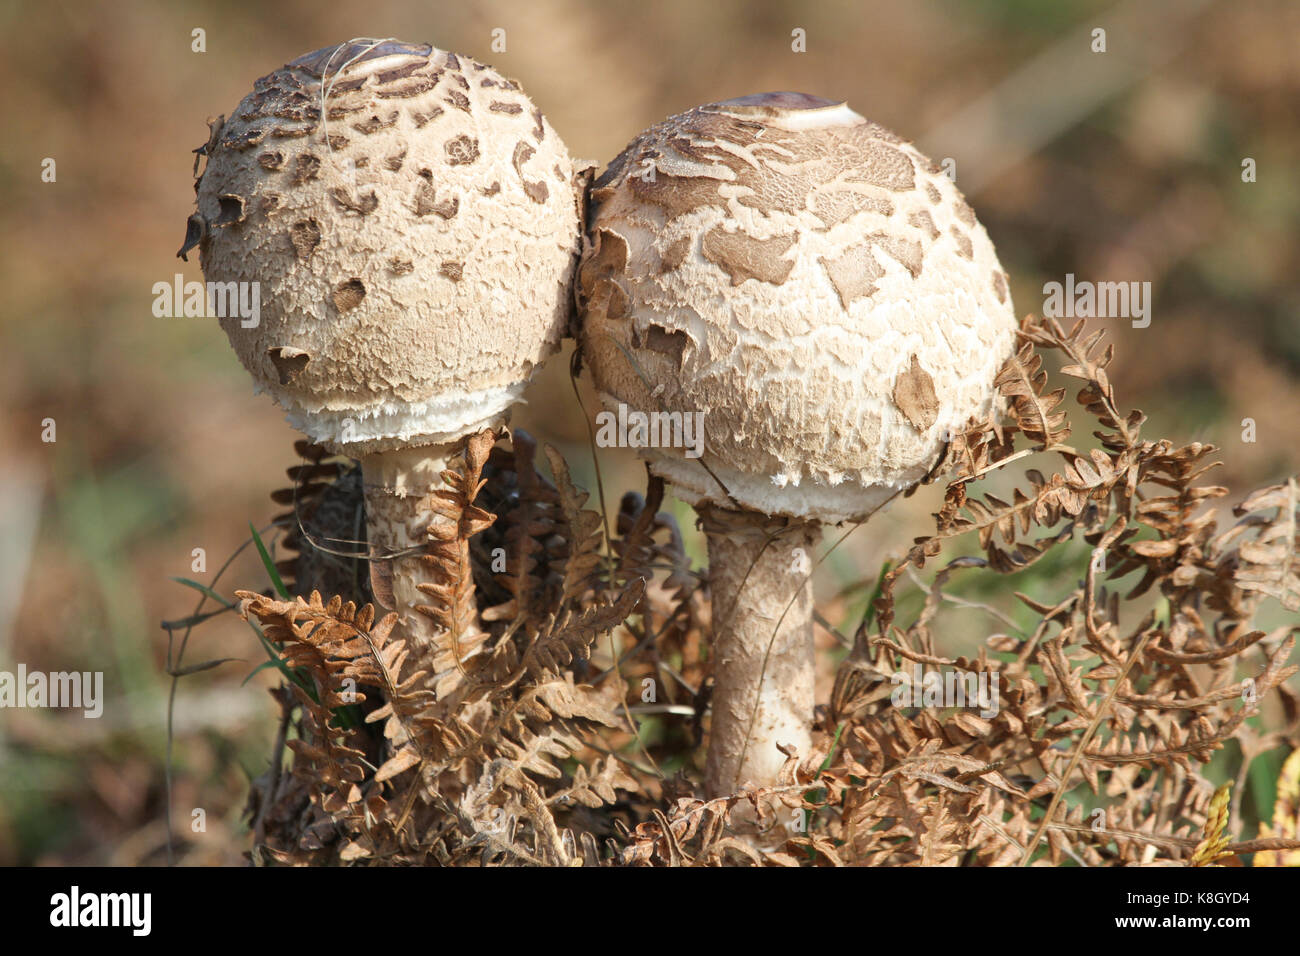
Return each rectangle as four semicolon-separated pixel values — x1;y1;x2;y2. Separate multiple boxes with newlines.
190;39;581;455
578;92;1017;523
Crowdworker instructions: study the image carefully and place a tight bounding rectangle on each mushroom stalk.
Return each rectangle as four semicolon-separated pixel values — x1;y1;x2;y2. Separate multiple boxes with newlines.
360;443;453;655
700;506;820;800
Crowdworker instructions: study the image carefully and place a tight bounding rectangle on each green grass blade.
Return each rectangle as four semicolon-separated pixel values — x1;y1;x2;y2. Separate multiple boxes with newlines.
248;522;290;599
169;576;235;608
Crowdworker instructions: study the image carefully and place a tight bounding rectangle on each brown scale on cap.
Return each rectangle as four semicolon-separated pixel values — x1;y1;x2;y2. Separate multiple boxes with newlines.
182;38;583;670
578;92;1017;822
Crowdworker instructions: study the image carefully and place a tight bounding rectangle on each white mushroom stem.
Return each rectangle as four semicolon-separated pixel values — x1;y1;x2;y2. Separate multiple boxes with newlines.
360;443;453;657
700;506;821;802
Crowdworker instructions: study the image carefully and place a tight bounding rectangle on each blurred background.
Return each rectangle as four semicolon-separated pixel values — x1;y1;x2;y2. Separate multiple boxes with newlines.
0;0;1296;864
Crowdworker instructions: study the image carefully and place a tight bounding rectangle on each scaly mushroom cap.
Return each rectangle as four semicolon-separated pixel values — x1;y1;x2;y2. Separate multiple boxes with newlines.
188;39;581;455
579;92;1017;523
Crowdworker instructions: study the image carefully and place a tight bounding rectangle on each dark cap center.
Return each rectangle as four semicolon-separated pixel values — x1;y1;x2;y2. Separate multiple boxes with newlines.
711;91;844;114
288;39;433;78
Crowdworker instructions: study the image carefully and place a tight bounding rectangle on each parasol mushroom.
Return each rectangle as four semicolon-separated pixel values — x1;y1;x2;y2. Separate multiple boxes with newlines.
183;39;582;671
577;92;1018;816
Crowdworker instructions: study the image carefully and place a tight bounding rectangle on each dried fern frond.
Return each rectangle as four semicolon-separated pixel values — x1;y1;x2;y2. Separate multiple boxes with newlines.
815;313;1300;868
415;428;498;699
270;440;370;602
479;430;562;632
231;315;1297;866
236;590;403;851
240;429;649;865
